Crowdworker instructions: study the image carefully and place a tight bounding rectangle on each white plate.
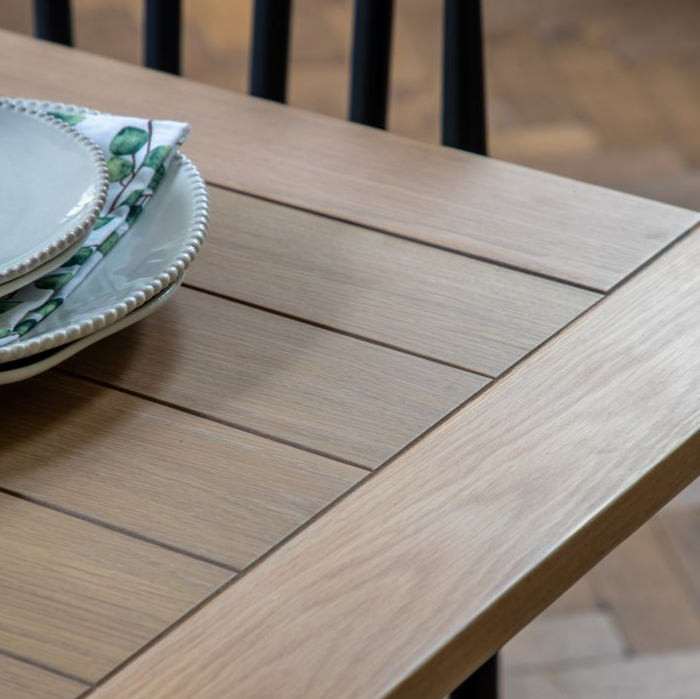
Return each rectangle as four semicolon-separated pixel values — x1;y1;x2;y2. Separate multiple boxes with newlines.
0;236;85;298
0;140;207;363
0;102;108;285
0;280;182;385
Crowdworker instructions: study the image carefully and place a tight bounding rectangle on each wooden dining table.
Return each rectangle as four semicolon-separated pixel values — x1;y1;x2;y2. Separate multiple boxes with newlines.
2;26;700;699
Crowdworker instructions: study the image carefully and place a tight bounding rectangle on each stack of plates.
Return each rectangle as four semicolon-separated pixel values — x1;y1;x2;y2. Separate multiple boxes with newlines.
0;100;207;385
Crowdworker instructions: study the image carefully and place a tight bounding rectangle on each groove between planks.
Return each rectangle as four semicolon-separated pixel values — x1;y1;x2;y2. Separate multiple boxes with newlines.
0;646;89;695
88;226;700;699
0;28;696;290
0;373;366;571
61;287;488;469
187;185;601;377
203;181;606;296
0;493;229;683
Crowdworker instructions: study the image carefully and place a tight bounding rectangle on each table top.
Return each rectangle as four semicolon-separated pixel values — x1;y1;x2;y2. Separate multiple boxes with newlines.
2;28;700;699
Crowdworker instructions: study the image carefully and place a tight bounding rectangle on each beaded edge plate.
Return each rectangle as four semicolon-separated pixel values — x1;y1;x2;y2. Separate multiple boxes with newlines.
0;101;108;284
0;99;207;364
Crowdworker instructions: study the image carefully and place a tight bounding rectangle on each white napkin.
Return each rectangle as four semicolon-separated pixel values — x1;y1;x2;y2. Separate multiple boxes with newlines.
0;108;189;346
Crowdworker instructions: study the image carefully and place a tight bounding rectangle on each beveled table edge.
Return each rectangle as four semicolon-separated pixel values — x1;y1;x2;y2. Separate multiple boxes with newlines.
87;220;700;699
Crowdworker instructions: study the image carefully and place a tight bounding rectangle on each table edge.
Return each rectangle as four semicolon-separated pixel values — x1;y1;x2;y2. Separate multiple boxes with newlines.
87;222;700;698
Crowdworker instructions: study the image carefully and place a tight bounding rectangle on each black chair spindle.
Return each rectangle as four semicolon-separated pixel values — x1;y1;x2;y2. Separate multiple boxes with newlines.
450;653;498;699
250;0;293;103
34;0;72;47
145;0;182;75
442;0;487;154
349;0;394;129
32;0;488;155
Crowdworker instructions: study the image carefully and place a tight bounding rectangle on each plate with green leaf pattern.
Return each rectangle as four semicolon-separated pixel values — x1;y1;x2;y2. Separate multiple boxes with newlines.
0;102;108;285
0;99;207;365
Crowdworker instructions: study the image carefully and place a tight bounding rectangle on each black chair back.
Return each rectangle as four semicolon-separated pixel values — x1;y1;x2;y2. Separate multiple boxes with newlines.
34;0;72;46
348;0;393;131
144;0;182;75
32;0;486;154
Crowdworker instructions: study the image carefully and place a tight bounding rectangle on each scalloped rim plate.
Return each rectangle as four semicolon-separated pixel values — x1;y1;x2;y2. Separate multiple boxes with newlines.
0;99;208;364
0;235;85;298
0;279;182;384
0;101;108;284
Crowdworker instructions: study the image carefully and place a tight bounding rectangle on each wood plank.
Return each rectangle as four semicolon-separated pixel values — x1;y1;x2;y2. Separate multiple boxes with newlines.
616;168;700;212
656;508;700;604
0;493;228;683
0;29;696;290
190;187;599;376
2;4;700;693
64;288;487;468
91;228;700;698
503;672;568;699
662;477;700;513
288;0;350;121
547;30;666;148
0;653;86;699
505;649;700;699
645;60;700;166
74;0;141;68
518;143;690;211
0;373;364;570
390;0;441;142
503;610;625;670
588;520;700;652
512;142;687;194
487;30;579;125
490;120;600;163
540;577;598;617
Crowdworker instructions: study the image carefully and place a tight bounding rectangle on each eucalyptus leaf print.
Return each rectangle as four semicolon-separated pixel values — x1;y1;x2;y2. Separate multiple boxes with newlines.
12;318;38;336
35;272;73;291
149;164;166;191
0;299;21;314
65;246;93;267
48;111;86;126
124;189;145;207
126;204;143;227
93;216;115;230
97;231;120;256
144;145;172;170
0;109;190;348
36;298;63;318
110;126;149;155
107;156;134;182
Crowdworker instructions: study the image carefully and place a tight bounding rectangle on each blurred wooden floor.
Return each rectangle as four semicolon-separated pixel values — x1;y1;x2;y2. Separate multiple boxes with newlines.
3;1;700;697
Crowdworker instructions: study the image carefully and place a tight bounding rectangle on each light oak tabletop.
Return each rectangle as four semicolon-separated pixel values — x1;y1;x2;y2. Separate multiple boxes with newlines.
2;28;700;699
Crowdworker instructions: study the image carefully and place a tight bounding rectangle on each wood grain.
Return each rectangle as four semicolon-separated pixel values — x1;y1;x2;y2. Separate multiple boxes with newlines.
64;288;487;468
0;654;86;699
189;187;599;376
662;475;700;513
92;226;700;699
487;30;578;126
0;373;364;570
0;29;696;290
540;577;598;617
503;611;625;669
505;648;700;699
656;509;700;604
588;521;700;652
645;60;700;167
547;30;665;148
0;493;228;683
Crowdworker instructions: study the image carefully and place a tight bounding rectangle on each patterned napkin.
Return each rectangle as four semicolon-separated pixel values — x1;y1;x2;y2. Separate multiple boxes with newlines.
0;108;189;347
